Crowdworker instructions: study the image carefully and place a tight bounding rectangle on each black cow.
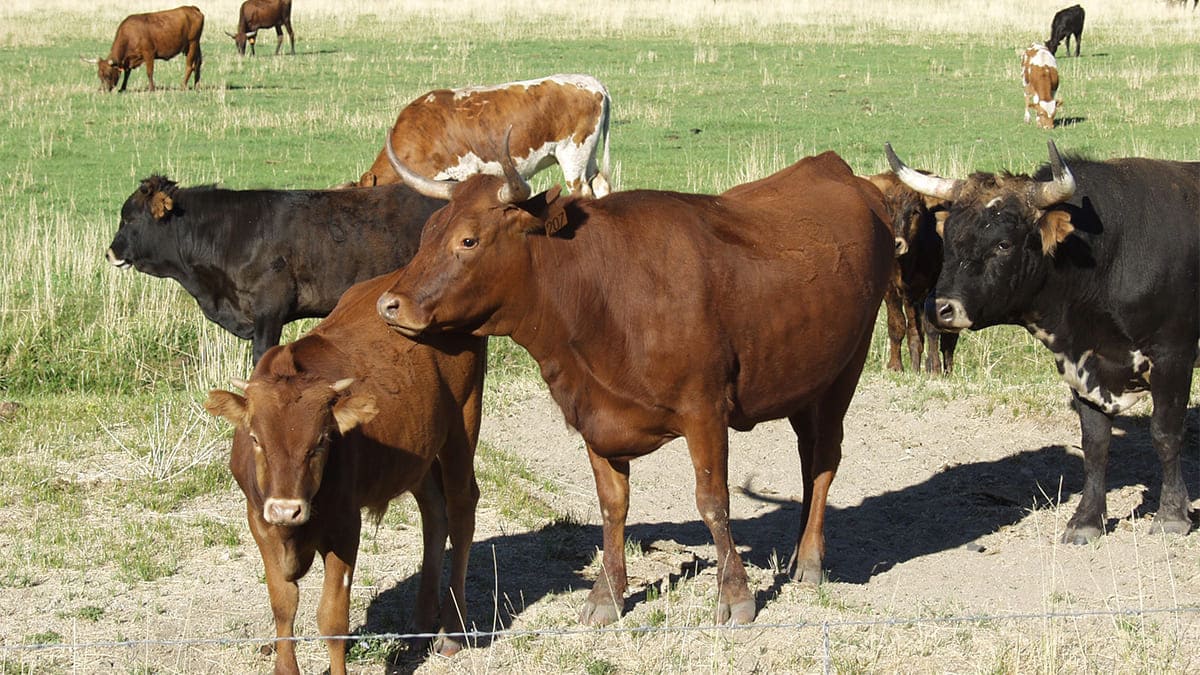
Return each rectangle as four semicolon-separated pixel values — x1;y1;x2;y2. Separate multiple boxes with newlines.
106;176;444;363
887;140;1199;545
1046;4;1085;57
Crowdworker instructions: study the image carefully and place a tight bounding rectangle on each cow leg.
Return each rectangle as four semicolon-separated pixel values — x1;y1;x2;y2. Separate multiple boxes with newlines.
316;527;359;675
579;448;629;626
182;43;201;88
410;470;450;653
253;315;285;365
939;330;959;375
275;26;284;55
118;67;131;93
922;314;944;375
285;22;296;55
904;296;925;372
1147;358;1193;535
686;422;754;624
883;284;907;371
248;509;307;675
144;57;155;92
1063;395;1112;544
434;411;481;655
790;329;870;583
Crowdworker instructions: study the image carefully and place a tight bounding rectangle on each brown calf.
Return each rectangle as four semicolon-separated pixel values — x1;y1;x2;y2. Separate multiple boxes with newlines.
85;5;203;92
205;271;486;674
868;171;959;374
376;137;893;626
226;0;295;56
1021;43;1061;129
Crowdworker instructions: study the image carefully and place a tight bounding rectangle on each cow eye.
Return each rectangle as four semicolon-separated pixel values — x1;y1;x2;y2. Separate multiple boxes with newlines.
249;433;262;450
461;237;478;249
996;240;1013;252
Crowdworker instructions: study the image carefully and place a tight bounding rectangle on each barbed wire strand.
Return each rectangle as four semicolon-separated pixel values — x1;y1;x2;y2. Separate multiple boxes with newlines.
3;605;1199;654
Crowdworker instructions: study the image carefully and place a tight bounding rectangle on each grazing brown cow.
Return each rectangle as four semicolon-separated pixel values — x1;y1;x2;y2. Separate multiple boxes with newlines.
226;0;295;56
84;6;203;92
355;74;612;197
1021;43;1061;129
205;271;486;674
376;136;893;625
868;171;959;374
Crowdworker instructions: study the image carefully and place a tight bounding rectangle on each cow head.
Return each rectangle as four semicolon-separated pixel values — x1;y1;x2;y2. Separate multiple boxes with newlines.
204;347;378;527
81;57;121;91
375;128;569;338
867;171;948;257
106;176;180;274
225;30;256;56
885;141;1076;332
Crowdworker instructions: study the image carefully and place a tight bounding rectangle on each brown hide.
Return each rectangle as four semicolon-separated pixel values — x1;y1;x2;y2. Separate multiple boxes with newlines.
357;76;608;194
97;6;203;92
230;0;294;56
205;271;486;673
378;151;894;626
1021;45;1060;130
867;172;959;374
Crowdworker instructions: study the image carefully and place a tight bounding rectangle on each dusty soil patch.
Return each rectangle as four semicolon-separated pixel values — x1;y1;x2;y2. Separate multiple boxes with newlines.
2;380;1198;673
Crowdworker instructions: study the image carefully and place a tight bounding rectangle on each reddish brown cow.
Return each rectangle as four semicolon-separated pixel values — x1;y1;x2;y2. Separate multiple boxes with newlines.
868;172;959;374
205;271;486;674
356;74;611;197
375;137;893;625
85;6;203;92
1022;43;1061;129
226;0;295;56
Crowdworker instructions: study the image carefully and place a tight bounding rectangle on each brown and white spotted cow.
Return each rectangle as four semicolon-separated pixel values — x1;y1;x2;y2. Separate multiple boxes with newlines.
1021;43;1061;129
355;74;612;197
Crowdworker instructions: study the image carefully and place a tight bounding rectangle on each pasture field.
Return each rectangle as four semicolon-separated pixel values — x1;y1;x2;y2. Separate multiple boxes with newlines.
0;0;1198;672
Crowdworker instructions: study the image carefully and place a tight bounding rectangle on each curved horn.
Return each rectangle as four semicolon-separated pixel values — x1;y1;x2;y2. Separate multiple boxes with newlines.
1031;139;1076;208
225;30;237;39
230;377;250;391
330;378;354;393
384;127;456;200
80;56;100;65
885;143;963;202
495;127;531;204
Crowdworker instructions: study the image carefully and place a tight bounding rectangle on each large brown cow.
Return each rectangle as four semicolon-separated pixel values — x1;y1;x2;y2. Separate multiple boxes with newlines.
1021;42;1061;129
84;6;203;92
226;0;295;56
355;74;612;197
868;171;959;374
375;136;893;625
205;271;487;674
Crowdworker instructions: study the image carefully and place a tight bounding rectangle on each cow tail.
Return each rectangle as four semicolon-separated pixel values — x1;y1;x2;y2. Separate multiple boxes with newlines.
599;92;612;180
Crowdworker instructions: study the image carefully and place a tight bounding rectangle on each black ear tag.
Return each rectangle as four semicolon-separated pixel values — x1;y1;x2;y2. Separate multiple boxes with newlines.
544;210;568;236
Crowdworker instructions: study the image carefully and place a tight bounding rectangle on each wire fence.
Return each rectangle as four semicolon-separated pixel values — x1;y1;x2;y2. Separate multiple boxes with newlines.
5;604;1200;672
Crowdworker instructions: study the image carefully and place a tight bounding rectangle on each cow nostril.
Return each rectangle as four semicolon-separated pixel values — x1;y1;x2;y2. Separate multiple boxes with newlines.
377;293;400;323
936;301;957;322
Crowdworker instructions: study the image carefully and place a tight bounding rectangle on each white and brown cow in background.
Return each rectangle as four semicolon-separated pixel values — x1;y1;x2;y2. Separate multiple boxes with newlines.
355;74;612;197
1021;43;1060;129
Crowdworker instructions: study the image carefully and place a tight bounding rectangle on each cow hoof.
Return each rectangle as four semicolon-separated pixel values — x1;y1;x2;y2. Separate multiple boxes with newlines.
790;559;823;585
716;598;757;625
579;600;620;626
1060;524;1102;545
432;635;463;657
1149;517;1191;536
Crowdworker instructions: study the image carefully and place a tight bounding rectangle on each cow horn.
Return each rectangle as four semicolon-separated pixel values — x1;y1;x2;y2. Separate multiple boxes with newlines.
230;378;250;391
496;126;531;204
384;127;456;200
80;56;99;65
1031;140;1076;208
885;143;963;202
330;378;354;393
225;30;237;39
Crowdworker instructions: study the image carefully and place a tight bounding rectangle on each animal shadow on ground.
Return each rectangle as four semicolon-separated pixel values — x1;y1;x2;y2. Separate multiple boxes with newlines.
1055;116;1087;128
363;407;1198;671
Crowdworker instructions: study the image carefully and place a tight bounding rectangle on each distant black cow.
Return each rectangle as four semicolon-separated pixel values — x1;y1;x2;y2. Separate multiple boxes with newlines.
888;140;1199;545
106;176;444;363
1046;4;1085;57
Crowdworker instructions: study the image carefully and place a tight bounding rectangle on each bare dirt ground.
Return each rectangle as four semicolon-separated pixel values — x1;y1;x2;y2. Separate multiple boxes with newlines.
3;379;1198;673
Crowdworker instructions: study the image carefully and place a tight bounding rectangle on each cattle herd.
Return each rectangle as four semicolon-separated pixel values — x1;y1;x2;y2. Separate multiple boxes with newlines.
94;2;1200;673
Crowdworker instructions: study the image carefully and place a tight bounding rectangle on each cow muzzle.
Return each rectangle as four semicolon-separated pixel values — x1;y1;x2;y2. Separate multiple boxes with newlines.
263;498;311;526
926;297;972;332
105;248;132;269
376;291;431;337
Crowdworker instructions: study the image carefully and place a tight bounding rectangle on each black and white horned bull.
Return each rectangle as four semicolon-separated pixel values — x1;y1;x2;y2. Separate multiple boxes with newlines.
887;140;1199;544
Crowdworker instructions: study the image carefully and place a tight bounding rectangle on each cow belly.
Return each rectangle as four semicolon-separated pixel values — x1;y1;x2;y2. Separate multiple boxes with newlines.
1054;348;1151;414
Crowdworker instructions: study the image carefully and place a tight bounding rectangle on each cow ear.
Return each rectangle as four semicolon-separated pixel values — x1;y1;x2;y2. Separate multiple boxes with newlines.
1038;209;1074;255
332;393;379;435
204;389;249;428
921;195;946;210
520;185;569;236
150;192;174;220
934;211;948;239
